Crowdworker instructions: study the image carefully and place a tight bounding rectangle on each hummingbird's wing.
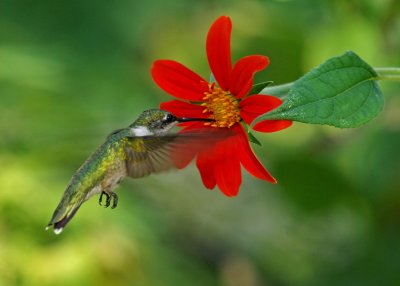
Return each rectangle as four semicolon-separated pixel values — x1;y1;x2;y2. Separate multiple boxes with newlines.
124;129;232;178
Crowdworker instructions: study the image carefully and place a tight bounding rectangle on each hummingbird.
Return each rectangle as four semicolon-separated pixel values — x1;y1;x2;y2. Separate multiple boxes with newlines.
47;109;226;234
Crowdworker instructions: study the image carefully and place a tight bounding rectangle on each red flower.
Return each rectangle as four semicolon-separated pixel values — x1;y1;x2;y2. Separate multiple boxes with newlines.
151;16;292;196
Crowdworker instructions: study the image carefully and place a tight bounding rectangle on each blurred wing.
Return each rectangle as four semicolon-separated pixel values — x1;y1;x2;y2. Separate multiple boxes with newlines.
125;136;176;178
124;128;232;178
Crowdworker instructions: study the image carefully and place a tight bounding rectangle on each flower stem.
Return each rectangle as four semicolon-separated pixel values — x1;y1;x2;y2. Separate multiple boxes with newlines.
374;67;400;81
261;67;400;97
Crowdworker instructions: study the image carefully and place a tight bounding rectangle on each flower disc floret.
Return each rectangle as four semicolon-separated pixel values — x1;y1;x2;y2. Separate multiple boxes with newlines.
202;83;240;128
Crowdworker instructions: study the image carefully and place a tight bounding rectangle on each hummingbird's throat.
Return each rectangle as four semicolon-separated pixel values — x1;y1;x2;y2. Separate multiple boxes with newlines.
202;83;240;128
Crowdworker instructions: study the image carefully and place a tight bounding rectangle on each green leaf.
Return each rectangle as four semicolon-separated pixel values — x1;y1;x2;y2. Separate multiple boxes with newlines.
252;51;384;128
249;81;273;95
247;131;262;146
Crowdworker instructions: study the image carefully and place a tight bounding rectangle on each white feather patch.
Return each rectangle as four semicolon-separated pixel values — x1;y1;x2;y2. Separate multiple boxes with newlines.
131;126;153;136
54;228;63;235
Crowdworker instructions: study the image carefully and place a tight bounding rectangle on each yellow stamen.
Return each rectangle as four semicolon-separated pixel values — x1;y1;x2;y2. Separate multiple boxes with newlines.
202;84;241;128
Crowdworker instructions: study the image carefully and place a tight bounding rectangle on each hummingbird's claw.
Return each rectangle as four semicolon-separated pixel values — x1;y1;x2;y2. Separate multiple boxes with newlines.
99;191;109;207
111;192;118;209
99;191;118;209
105;193;111;208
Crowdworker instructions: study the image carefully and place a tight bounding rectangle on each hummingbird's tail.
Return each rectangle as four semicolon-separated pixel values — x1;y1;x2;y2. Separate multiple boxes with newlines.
46;190;85;234
46;204;82;234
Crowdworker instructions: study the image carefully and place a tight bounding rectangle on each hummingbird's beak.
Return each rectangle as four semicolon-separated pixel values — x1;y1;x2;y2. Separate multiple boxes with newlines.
177;117;213;123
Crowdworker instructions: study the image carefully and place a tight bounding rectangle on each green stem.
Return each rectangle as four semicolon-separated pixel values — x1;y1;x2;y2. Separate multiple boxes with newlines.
374;67;400;81
261;67;400;97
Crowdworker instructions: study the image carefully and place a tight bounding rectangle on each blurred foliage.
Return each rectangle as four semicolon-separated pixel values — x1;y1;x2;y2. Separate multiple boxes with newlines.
1;0;400;285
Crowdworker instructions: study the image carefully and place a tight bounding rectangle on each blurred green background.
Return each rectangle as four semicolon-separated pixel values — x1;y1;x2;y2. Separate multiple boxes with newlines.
1;0;400;285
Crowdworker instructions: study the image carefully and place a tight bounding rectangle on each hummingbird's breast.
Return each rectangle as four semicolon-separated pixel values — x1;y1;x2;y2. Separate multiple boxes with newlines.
70;137;129;200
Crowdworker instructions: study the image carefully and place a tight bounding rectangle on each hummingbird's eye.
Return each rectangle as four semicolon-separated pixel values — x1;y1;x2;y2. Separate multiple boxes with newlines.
164;113;175;123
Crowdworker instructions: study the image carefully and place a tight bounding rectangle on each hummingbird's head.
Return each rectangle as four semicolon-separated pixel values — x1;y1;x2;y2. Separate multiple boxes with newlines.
130;109;211;136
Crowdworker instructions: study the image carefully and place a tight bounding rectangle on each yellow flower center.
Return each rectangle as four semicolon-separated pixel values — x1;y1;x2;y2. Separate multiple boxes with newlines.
201;83;241;128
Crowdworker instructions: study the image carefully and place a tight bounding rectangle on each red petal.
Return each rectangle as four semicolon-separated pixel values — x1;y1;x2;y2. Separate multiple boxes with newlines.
189;122;218;189
174;123;232;171
160;100;208;118
239;95;283;125
214;131;242;196
173;122;208;168
236;124;276;183
196;149;217;189
206;16;232;90
151;60;208;101
230;55;269;98
253;120;293;133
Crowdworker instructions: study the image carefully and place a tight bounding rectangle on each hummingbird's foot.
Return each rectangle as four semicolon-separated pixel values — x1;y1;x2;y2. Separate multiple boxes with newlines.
99;191;118;209
99;191;108;207
110;192;118;209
